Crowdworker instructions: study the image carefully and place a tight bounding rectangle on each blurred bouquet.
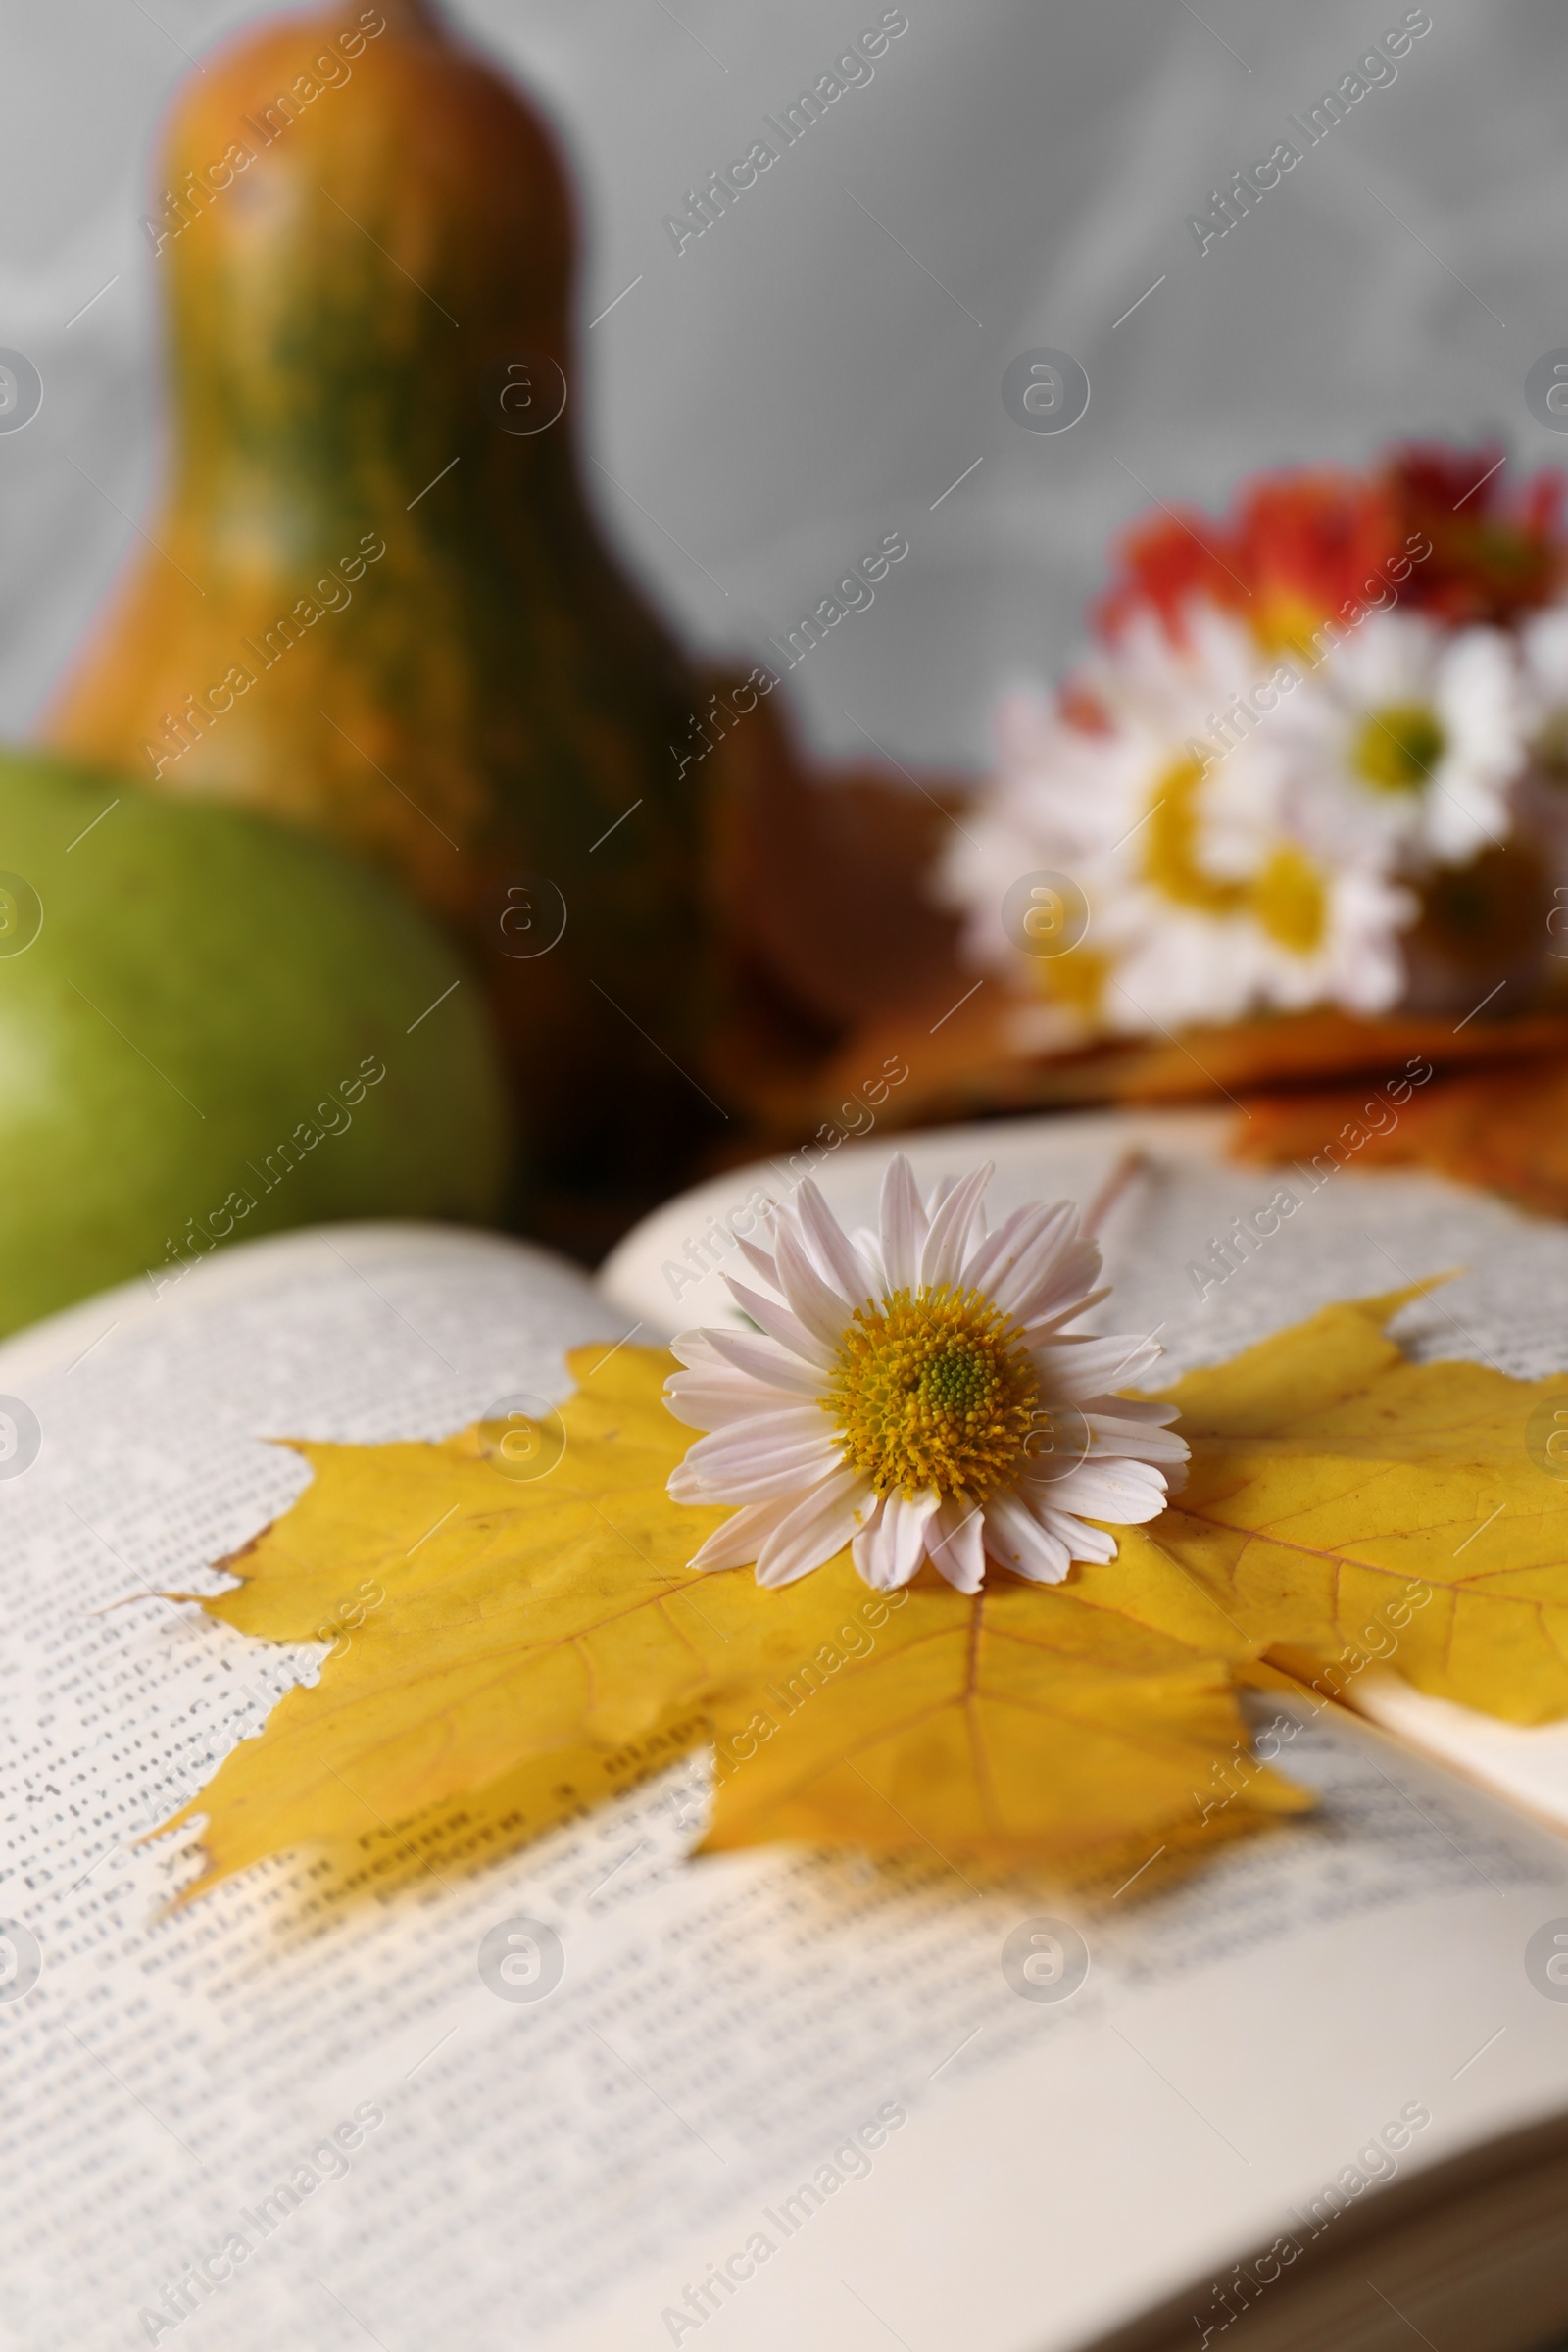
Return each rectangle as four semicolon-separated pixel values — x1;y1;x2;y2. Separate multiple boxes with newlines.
941;446;1568;1045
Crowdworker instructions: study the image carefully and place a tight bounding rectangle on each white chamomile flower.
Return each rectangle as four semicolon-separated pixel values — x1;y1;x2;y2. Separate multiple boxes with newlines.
1273;609;1524;868
940;605;1411;1037
663;1154;1187;1594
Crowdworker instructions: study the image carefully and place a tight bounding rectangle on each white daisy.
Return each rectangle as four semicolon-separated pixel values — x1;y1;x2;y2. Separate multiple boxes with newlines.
663;1154;1188;1593
1272;609;1524;868
940;605;1412;1037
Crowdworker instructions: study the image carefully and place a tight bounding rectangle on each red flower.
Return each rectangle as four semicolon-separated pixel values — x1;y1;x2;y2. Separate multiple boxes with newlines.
1094;507;1249;644
1382;443;1565;626
1092;443;1568;655
1234;469;1398;651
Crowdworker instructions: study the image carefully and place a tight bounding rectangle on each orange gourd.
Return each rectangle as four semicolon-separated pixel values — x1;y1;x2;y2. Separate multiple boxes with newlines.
50;0;716;1238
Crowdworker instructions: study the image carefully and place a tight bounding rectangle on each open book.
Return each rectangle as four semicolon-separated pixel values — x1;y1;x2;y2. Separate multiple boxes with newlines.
6;1109;1568;2352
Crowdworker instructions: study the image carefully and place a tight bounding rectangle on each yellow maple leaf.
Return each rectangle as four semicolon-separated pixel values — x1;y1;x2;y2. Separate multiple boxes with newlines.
163;1346;1302;1898
1128;1289;1568;1723
702;1552;1298;1864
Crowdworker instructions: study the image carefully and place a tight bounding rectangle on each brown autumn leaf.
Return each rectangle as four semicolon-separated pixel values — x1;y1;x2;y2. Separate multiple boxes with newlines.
808;991;1568;1144
1233;1058;1568;1221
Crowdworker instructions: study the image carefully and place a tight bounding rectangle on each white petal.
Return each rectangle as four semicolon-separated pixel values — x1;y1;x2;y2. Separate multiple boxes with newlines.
1043;1457;1170;1525
1032;1332;1161;1399
796;1179;877;1305
724;1277;836;1370
688;1495;798;1572
888;1488;941;1581
1018;1285;1111;1342
1081;1407;1190;1465
964;1201;1062;1294
685;1402;836;1451
927;1496;985;1593
992;1222;1100;1322
734;1236;781;1292
667;1328;730;1372
705;1327;825;1396
1009;1239;1105;1327
691;1426;843;1479
677;1413;844;1501
982;1493;1072;1583
755;1464;873;1588
1083;1396;1182;1429
773;1219;857;1348
663;1371;812;1431
920;1164;994;1289
673;1451;841;1505
851;1225;888;1294
852;1487;939;1590
1036;1505;1118;1565
878;1153;927;1292
849;1494;896;1589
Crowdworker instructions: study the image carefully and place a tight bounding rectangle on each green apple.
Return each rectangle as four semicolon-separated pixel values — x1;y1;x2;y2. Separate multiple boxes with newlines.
0;748;511;1334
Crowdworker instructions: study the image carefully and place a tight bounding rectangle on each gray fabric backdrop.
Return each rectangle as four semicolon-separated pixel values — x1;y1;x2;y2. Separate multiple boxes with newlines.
2;0;1562;767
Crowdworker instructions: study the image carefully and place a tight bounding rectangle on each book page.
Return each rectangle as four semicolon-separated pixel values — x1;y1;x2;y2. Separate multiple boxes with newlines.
602;1108;1568;1841
3;1215;1568;2352
598;1104;1564;1383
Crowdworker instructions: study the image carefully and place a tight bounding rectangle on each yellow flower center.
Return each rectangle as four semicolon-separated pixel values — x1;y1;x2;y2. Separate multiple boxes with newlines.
1252;843;1326;954
1255;590;1330;663
1140;757;1327;956
822;1285;1043;1500
1143;756;1248;917
1036;941;1111;1020
1352;702;1446;792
